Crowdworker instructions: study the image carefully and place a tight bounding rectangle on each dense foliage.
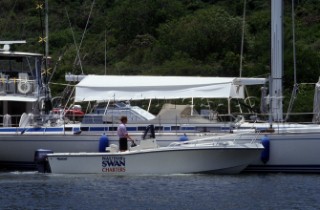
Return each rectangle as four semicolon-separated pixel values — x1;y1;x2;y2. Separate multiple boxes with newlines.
1;0;319;116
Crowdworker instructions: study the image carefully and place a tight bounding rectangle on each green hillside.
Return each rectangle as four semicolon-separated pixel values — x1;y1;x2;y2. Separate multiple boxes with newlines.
1;0;319;115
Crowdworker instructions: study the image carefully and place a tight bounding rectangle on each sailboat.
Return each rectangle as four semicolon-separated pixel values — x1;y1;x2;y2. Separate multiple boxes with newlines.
239;0;320;172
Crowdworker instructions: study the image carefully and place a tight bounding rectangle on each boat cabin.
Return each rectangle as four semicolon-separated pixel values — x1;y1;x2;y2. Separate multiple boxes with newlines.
0;41;47;126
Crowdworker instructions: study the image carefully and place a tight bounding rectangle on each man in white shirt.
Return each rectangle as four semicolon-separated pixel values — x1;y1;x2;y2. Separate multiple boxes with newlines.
117;116;134;151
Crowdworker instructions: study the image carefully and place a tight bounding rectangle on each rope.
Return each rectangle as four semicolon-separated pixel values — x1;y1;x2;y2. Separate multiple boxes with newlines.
2;0;17;33
239;0;246;77
49;82;76;87
285;83;299;121
285;0;298;121
292;0;297;85
65;7;84;74
78;0;96;52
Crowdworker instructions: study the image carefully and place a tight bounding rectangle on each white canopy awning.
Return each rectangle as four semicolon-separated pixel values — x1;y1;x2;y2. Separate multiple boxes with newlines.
74;75;267;102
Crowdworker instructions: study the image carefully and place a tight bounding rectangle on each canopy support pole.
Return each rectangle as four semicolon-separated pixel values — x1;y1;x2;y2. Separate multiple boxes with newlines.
147;99;152;112
191;97;194;116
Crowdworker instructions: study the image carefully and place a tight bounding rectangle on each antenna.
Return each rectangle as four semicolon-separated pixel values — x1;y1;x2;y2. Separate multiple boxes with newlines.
0;41;26;51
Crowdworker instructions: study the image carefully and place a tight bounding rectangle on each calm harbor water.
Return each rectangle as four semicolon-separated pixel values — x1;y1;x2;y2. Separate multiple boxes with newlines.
0;172;319;210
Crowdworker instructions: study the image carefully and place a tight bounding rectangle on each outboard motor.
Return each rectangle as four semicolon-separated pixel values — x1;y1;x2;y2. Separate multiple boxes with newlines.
34;149;53;173
142;124;155;140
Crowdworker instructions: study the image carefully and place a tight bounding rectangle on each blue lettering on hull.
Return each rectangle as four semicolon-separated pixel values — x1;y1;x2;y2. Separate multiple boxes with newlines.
102;156;126;173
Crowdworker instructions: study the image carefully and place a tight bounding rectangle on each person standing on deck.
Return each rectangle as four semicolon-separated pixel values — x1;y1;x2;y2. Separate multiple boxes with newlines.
117;116;135;151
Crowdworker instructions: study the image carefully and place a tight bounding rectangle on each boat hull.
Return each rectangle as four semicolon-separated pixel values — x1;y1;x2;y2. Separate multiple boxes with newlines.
47;145;263;175
245;132;320;173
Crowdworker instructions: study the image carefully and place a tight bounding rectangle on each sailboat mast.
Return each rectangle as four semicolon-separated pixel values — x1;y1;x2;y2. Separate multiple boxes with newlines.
270;0;283;122
43;0;52;114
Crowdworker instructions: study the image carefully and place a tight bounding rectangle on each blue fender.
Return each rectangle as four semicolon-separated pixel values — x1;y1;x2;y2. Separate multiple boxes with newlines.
260;135;270;164
99;133;109;152
179;134;188;141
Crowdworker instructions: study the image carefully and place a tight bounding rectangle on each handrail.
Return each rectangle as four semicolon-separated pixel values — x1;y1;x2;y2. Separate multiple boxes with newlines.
167;130;259;147
0;78;37;95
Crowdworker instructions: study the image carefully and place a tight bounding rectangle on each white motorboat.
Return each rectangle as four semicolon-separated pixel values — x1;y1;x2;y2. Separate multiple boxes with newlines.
43;132;264;175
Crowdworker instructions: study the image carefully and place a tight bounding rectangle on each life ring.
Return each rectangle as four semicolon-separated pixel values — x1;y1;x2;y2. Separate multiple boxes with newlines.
18;81;31;94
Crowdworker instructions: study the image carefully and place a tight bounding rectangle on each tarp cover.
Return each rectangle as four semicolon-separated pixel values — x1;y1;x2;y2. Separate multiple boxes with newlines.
74;75;266;102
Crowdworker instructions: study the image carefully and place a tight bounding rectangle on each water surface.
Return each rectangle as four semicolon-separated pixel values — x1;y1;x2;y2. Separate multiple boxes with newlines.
0;172;319;210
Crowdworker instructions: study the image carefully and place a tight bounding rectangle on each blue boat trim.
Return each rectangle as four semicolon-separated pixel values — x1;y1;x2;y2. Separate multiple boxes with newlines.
89;127;108;132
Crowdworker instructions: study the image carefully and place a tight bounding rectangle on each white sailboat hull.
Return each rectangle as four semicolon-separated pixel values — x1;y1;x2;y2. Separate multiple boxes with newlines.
246;132;320;172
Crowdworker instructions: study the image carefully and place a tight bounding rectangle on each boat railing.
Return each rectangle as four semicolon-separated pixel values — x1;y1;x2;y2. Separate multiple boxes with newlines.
167;130;260;147
231;112;317;124
82;108;154;124
0;112;64;128
0;114;20;127
0;78;37;96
